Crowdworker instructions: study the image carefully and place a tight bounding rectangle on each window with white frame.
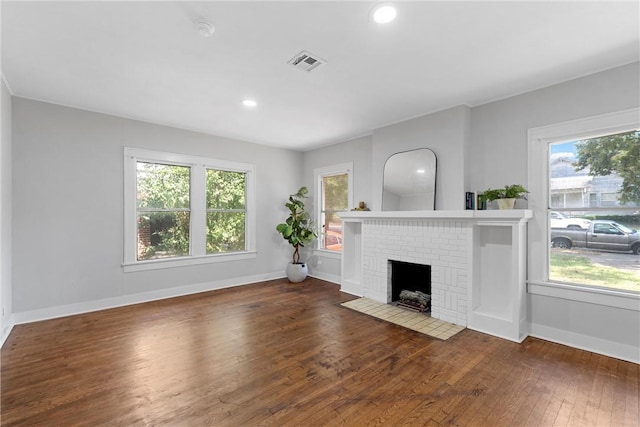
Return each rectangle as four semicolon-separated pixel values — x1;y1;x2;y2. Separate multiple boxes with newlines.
528;109;639;302
314;163;353;253
124;148;255;271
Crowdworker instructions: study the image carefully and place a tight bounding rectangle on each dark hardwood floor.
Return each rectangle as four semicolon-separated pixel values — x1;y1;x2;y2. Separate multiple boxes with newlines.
1;278;638;426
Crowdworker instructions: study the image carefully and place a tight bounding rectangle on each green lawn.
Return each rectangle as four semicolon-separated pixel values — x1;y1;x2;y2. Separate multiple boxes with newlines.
550;252;640;292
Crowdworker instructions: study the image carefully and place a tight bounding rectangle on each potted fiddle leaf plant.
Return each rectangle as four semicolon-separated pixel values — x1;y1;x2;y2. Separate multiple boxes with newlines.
478;184;528;209
276;186;318;282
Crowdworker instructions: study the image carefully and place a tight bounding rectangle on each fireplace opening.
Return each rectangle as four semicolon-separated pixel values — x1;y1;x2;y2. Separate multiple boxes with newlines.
389;260;431;313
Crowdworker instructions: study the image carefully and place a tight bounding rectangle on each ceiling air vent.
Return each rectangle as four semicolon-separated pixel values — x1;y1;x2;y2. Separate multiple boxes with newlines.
287;50;326;72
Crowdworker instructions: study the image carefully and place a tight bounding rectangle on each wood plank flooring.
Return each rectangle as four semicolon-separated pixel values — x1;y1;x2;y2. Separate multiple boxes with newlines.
1;278;638;426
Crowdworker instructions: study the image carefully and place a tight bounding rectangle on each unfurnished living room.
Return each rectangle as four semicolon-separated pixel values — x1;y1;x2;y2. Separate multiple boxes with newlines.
1;1;639;426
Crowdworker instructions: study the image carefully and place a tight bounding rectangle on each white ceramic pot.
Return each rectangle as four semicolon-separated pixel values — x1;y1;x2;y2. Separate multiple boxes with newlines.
286;262;308;283
496;198;516;209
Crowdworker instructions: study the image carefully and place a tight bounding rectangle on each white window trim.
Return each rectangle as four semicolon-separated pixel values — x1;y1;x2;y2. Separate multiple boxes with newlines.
123;147;256;272
314;162;353;254
527;107;640;309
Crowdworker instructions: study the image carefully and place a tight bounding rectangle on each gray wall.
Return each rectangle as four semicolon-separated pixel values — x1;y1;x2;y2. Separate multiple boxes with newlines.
470;61;640;357
468;61;640;192
1;78;12;342
302;135;372;281
372;105;470;211
301;105;471;281
302;61;640;360
5;60;639;360
12;98;301;314
305;62;639;272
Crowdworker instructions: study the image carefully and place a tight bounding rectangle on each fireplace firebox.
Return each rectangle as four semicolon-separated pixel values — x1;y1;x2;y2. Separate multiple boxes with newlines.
389;260;432;312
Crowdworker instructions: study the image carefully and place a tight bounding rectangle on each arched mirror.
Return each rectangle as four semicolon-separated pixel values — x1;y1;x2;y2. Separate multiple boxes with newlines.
382;148;437;211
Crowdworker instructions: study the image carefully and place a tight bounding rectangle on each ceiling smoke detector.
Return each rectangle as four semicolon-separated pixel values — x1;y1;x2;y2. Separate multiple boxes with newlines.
287;50;326;72
195;19;215;37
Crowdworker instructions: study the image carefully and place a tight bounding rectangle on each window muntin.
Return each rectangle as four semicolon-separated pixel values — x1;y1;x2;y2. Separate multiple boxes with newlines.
124;148;255;270
548;130;639;293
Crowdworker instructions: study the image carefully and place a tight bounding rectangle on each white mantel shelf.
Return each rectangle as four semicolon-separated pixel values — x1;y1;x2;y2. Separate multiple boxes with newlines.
338;209;533;343
339;209;533;221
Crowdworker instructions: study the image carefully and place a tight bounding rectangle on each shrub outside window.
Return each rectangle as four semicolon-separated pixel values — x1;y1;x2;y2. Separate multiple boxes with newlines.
136;162;191;260
206;169;246;254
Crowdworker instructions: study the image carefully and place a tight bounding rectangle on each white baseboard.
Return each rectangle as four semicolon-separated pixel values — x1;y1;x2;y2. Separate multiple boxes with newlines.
12;272;285;326
1;318;14;348
530;323;640;364
309;271;340;285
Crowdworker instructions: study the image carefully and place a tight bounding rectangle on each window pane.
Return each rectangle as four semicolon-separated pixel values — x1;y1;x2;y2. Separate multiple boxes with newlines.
323;174;348;210
549;131;639;209
322;212;343;251
137;162;190;209
549;211;639;292
137;212;190;260
207;170;246;209
207;212;246;253
548;130;640;292
321;173;348;252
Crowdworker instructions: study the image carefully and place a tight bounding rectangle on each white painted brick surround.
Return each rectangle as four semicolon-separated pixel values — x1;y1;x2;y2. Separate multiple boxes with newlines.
362;219;471;326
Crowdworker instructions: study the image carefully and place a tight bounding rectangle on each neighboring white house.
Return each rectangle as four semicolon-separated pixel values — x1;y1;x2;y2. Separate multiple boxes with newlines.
549;151;633;210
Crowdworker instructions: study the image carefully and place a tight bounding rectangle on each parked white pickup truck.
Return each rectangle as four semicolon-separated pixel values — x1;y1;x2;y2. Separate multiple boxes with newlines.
550;211;592;229
551;220;640;254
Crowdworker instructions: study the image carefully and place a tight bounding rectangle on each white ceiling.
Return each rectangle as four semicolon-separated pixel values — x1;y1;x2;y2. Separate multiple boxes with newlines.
2;1;639;151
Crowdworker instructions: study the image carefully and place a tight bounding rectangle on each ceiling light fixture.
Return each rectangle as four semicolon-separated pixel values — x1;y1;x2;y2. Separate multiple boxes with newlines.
195;19;215;37
416;169;426;174
370;3;397;24
242;99;258;108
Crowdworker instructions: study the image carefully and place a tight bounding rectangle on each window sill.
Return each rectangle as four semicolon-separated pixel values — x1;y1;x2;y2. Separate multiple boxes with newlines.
123;251;257;272
528;280;639;311
313;249;342;260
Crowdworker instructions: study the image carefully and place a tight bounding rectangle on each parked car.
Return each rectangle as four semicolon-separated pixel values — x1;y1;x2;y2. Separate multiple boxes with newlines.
551;220;640;254
550;211;592;229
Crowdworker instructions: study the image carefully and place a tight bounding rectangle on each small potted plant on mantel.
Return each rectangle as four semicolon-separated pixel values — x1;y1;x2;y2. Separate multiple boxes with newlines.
276;186;318;282
478;184;528;209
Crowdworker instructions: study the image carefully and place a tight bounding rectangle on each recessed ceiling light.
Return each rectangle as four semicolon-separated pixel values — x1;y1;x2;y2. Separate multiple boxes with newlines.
370;3;397;24
416;169;426;174
242;99;257;108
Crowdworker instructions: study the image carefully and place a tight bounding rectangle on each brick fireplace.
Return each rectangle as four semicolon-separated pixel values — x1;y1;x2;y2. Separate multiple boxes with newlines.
338;210;532;341
362;219;470;326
